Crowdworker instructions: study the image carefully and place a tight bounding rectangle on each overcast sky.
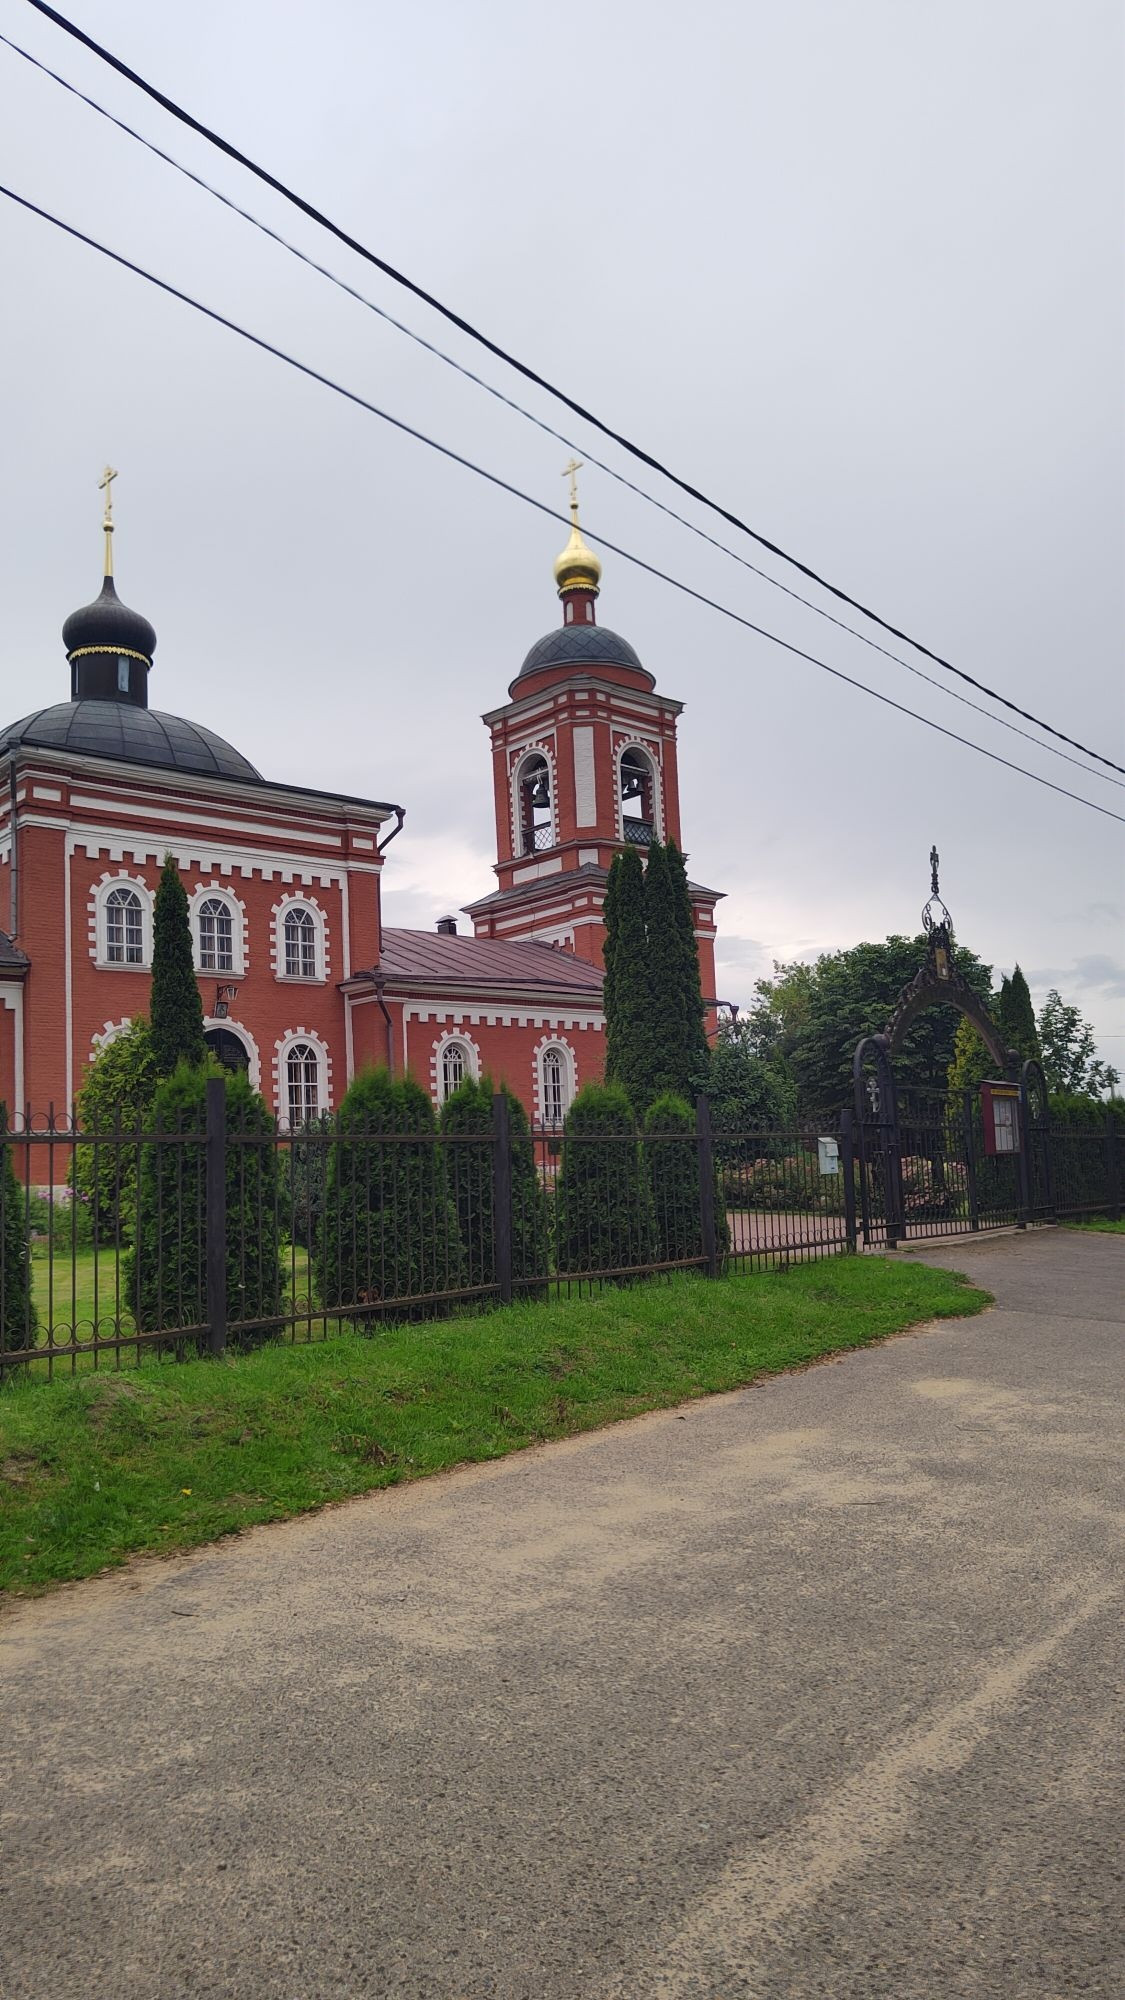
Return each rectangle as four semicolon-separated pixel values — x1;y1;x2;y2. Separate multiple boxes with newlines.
2;0;1122;1066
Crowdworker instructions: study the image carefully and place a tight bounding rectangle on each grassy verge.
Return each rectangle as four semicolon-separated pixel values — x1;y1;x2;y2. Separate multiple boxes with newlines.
1065;1215;1125;1233
1;1257;989;1597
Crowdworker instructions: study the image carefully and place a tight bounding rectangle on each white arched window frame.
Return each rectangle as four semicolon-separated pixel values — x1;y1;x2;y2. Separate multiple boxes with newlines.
617;742;662;846
275;1031;329;1128
434;1033;480;1104
201;1017;262;1089
190;886;247;977
536;1040;576;1127
511;746;556;857
93;876;153;970
276;899;326;982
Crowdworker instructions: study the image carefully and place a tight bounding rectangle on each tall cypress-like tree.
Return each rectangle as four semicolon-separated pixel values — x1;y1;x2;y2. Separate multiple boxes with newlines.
998;964;1040;1062
601;851;623;1084
150;855;205;1076
664;840;709;1086
643;842;687;1105
603;844;650;1111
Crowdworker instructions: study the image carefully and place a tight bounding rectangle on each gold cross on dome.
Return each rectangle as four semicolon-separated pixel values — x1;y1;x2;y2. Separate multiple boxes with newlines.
562;456;583;524
98;464;118;526
98;465;118;576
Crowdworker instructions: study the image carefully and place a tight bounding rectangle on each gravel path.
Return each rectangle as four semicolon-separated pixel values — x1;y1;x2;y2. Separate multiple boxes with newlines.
2;1228;1121;1998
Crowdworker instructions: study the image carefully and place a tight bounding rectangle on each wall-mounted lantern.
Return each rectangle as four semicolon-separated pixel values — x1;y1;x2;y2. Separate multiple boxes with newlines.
213;983;240;1020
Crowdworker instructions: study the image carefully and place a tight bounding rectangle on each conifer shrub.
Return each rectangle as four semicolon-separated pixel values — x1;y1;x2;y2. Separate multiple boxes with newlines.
439;1077;549;1295
70;1015;157;1245
125;1065;283;1350
554;1082;655;1278
644;1091;703;1264
317;1071;464;1320
0;1110;36;1358
150;856;205;1077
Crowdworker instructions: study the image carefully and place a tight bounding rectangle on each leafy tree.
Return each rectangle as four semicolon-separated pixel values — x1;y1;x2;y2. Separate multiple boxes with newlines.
761;934;994;1120
699;1015;797;1134
125;1064;283;1349
318;1070;464;1318
945;1015;994;1099
70;1016;157;1244
1038;990;1120;1098
603;845;650;1111
997;965;1040;1063
743;960;817;1069
0;1110;36;1357
439;1075;548;1293
280;1111;334;1249
150;856;205;1076
554;1082;655;1277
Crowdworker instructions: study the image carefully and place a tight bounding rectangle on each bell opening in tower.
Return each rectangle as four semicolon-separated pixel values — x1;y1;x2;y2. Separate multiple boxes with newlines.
518;753;554;854
620;748;655;847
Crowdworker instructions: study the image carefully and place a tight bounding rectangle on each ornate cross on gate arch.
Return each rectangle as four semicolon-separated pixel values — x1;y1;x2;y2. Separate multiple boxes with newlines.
930;844;940;899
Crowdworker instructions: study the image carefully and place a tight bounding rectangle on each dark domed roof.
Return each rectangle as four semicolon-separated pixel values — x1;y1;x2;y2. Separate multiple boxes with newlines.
0;701;260;781
516;623;652;684
62;575;157;664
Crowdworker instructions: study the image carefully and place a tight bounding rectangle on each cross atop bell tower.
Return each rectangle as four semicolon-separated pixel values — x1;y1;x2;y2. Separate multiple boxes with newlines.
464;492;722;998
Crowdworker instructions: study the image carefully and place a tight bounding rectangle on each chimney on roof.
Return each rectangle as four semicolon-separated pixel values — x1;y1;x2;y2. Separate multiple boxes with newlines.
436;915;458;936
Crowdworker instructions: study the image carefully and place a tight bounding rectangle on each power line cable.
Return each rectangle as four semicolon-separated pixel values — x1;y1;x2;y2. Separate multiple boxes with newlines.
4;182;1123;833
19;0;1125;784
4;28;1123;800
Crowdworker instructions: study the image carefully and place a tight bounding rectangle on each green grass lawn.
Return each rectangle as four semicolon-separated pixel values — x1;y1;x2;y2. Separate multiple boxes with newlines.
1065;1215;1125;1233
0;1257;989;1597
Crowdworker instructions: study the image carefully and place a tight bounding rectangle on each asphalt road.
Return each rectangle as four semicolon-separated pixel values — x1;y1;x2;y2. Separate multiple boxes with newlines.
2;1229;1121;1999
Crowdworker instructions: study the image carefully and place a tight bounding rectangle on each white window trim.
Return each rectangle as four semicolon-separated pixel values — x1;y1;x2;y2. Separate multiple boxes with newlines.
533;1035;577;1127
430;1029;481;1105
273;1028;331;1129
90;872;153;971
616;740;663;843
271;892;330;984
190;882;248;978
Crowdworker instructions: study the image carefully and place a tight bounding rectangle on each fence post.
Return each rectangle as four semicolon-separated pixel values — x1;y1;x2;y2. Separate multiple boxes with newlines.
695;1095;720;1279
839;1109;858;1254
205;1075;228;1357
961;1089;980;1232
1105;1109;1121;1222
492;1090;513;1305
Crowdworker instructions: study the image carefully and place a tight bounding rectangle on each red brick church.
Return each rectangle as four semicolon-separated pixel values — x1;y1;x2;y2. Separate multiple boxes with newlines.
0;473;721;1127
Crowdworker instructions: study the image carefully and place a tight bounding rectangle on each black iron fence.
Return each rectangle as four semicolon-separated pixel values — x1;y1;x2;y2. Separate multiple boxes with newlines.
0;1082;1119;1376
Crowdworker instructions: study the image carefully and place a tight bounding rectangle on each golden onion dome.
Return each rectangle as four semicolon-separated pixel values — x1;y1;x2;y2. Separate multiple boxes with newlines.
553;521;602;596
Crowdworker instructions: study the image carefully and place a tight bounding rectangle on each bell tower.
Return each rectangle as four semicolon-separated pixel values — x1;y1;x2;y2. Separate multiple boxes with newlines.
465;471;721;1006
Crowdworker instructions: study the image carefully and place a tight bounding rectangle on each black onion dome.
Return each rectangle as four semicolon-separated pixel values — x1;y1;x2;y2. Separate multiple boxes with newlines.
515;623;653;685
0;701;260;781
62;575;157;663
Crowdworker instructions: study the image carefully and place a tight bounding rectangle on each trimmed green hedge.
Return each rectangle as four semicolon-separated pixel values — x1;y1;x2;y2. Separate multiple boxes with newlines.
555;1082;656;1278
124;1065;283;1349
317;1070;464;1318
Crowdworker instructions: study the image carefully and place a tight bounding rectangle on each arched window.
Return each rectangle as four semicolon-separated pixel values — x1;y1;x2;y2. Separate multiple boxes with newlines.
619;748;656;846
284;906;316;979
538;1043;574;1126
515;752;554;855
286;1041;321;1127
104;885;144;965
197;896;234;973
442;1041;467;1098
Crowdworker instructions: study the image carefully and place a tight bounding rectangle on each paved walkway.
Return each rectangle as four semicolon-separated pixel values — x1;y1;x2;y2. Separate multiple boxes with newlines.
1;1229;1121;1998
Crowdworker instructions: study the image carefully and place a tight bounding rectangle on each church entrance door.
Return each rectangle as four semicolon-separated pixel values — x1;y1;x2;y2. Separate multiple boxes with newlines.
205;1028;250;1076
